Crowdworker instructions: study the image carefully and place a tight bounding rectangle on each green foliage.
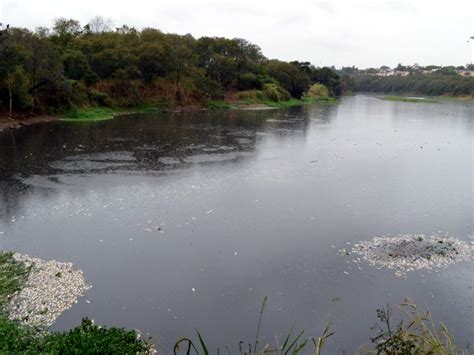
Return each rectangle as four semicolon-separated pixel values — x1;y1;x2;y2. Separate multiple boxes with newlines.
174;297;334;355
237;72;261;90
305;83;330;99
311;67;344;96
62;107;117;121
207;100;230;110
266;60;310;98
262;83;291;102
263;98;308;108
238;90;265;102
382;96;437;103
0;20;350;115
0;316;152;353
0;252;30;310
365;300;464;355
40;318;151;353
354;73;474;97
0;315;39;352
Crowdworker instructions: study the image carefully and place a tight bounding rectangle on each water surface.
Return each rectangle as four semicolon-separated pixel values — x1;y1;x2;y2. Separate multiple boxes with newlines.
0;95;473;352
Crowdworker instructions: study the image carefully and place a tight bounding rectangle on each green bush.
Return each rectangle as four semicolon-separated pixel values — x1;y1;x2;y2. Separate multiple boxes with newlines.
367;300;462;355
239;89;265;102
208;100;230;110
0;317;152;354
195;76;224;101
237;72;261;90
87;90;112;107
41;318;151;353
262;83;291;102
305;83;330;99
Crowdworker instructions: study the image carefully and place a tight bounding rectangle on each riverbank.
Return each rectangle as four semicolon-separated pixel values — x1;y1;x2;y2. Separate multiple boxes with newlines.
0;96;337;132
0;251;153;353
0;115;59;132
380;94;474;103
0;105;203;132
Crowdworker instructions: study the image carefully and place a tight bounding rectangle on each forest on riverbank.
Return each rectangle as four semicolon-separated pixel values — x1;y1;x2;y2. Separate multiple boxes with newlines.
342;64;474;97
353;73;474;97
0;18;349;118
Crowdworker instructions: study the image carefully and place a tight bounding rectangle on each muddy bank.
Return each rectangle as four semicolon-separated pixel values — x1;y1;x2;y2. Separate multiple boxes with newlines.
0;103;283;132
0;116;59;132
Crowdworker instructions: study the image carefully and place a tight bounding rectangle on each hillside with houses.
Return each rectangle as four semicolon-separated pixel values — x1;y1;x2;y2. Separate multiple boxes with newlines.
341;64;474;97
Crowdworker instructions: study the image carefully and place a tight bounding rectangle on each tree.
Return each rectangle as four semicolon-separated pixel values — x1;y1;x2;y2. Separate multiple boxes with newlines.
52;18;82;48
312;67;343;96
87;16;113;34
265;60;310;98
166;34;197;100
0;25;25;117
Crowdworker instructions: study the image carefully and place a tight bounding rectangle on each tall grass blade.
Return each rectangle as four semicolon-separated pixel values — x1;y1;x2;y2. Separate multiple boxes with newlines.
284;330;304;355
253;296;268;354
196;330;210;355
174;337;199;355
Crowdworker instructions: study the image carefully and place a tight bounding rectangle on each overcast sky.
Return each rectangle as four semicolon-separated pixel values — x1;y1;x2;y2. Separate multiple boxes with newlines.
1;0;473;68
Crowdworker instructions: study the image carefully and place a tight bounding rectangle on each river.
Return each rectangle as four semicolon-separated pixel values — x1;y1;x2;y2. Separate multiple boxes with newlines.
0;95;472;352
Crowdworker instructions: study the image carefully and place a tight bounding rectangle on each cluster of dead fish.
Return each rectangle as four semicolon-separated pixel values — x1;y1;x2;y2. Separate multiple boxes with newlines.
349;234;474;277
5;253;91;329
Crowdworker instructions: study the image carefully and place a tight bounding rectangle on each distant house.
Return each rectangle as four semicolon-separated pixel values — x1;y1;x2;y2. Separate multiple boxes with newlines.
422;68;440;74
457;70;474;77
376;69;395;76
373;69;409;77
394;71;410;77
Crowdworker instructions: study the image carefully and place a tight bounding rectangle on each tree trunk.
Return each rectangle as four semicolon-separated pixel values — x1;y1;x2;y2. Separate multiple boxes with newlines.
7;76;13;119
175;73;182;102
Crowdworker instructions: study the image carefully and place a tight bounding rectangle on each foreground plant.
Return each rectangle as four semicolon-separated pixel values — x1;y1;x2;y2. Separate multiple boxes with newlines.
364;299;465;355
173;296;334;354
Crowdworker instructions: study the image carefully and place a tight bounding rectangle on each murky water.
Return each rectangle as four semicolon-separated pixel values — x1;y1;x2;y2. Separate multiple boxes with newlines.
1;95;473;352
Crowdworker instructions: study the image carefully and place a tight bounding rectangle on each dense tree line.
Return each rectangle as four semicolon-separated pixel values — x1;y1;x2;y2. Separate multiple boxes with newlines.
353;73;474;96
0;18;349;116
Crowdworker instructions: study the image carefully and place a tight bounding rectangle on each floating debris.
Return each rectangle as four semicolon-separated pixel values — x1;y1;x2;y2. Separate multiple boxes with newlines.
351;234;474;277
6;253;91;329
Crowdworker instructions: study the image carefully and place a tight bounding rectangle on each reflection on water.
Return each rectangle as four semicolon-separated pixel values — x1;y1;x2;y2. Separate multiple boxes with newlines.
0;96;472;352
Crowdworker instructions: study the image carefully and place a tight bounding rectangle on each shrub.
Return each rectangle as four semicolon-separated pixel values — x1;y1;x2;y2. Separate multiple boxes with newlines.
239;89;265;102
0;317;153;353
237;72;262;90
305;83;330;99
366;299;464;355
263;83;291;102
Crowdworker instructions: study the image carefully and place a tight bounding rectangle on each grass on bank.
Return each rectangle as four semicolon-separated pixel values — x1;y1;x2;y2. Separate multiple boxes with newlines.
61;105;168;122
173;297;464;355
363;299;464;355
382;96;438;103
61;107;118;121
0;251;152;353
174;296;334;355
208;100;231;110
238;83;338;109
0;252;30;310
60;84;338;121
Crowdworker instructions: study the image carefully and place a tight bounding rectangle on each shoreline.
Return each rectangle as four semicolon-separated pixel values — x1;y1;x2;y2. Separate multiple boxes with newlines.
0;105;207;132
0;101;307;132
0;115;59;133
2;94;470;133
